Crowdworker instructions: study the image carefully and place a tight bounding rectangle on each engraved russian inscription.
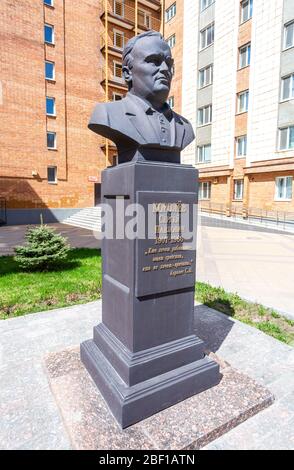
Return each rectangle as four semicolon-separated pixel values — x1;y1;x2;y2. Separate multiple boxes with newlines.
136;191;197;297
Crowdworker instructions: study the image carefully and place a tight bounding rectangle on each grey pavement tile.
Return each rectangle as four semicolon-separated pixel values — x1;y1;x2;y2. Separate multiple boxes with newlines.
13;413;73;450
279;391;294;413
204;399;294;450
251;418;294;450
267;373;294;399
15;433;72;450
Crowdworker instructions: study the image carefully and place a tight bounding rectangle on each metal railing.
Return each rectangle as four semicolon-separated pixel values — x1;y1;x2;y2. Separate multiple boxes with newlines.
100;0;161;32
0;197;7;226
100;31;125;51
199;200;294;231
101;66;126;85
199;201;227;217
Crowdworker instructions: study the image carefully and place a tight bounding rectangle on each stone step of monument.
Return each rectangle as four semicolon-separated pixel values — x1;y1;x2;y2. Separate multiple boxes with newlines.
62;207;102;231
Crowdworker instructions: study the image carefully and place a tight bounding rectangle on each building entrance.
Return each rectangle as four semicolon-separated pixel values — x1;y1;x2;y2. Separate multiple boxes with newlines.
94;183;101;206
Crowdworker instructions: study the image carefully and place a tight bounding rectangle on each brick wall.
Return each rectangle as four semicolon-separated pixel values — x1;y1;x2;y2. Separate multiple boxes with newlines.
249;172;294;212
164;0;183;114
0;0;105;210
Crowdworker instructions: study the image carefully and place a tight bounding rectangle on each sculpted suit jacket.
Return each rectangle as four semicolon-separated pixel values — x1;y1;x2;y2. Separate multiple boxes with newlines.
88;92;195;162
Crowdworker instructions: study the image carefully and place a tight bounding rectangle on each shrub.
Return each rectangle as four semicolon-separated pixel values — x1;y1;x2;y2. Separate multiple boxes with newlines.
14;224;70;271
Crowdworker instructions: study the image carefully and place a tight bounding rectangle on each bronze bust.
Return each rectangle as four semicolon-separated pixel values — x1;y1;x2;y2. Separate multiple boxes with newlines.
89;31;195;164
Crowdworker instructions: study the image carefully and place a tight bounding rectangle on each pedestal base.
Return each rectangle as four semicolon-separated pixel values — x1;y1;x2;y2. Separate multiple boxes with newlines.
80;160;222;427
80;338;220;429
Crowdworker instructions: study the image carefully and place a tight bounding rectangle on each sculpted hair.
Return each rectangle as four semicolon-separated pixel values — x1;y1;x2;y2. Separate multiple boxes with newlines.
122;31;165;90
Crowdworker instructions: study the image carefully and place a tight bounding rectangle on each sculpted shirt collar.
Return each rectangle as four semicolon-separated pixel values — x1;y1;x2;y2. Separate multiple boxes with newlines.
126;92;173;120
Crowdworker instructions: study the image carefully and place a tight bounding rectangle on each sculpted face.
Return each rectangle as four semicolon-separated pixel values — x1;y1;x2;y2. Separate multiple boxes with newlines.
125;36;174;108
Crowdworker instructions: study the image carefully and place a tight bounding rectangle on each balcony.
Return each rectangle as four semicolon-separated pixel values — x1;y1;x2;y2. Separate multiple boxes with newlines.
100;67;128;91
138;0;161;12
100;0;161;33
100;137;117;150
100;0;136;30
100;32;124;58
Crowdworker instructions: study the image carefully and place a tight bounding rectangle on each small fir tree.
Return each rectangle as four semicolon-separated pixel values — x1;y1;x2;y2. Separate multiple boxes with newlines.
14;224;70;271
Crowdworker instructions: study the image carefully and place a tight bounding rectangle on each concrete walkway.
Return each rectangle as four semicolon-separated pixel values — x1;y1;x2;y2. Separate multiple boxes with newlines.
197;219;294;319
0;301;293;450
1;221;294;319
0;223;101;256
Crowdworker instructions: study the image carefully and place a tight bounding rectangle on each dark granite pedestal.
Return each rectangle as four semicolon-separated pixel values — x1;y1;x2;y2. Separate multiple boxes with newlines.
81;157;220;428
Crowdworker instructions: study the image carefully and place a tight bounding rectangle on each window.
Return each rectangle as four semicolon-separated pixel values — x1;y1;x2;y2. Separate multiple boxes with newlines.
47;132;56;149
200;0;215;12
138;10;151;28
113;30;124;49
275;176;292;200
234;180;244;200
44;0;53;6
113;0;124;17
167;34;176;49
199;64;213;88
197;145;211;163
284;21;294;50
237;90;249;113
113;92;123;101
199;182;211;200
113;62;123;81
236;135;247;157
47;166;57;184
281;74;294;101
241;0;253;24
239;43;251;69
200;23;214;50
198;105;212;126
279;126;294;150
44;24;54;44
165;2;176;22
46;97;55;116
168;96;174;109
45;61;55;80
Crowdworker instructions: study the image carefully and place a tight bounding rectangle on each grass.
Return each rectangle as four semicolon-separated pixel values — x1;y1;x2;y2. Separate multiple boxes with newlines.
1;250;293;346
195;281;294;346
0;248;102;319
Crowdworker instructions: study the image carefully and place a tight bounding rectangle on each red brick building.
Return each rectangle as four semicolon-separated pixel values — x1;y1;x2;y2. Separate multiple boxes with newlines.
0;0;162;224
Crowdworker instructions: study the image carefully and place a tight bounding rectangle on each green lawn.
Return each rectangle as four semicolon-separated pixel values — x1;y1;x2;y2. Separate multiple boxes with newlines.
195;281;294;346
1;249;293;346
0;248;102;319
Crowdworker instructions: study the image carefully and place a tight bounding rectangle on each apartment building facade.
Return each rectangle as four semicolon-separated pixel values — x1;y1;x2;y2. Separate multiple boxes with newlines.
182;0;294;217
0;0;162;224
164;1;184;114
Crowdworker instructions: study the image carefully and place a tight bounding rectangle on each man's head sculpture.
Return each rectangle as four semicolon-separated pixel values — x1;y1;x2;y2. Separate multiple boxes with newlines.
88;31;195;163
122;31;173;109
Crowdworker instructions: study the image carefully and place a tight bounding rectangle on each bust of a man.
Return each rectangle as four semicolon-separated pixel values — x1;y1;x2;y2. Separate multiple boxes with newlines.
89;31;195;164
